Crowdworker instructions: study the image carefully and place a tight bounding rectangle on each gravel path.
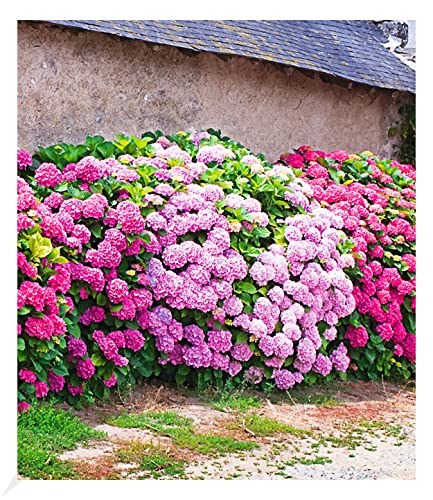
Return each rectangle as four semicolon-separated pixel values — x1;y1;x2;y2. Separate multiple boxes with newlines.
185;428;416;480
56;380;416;480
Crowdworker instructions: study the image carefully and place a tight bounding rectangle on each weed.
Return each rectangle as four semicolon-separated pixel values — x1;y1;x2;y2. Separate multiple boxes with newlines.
228;414;311;437
210;392;263;413
172;429;257;454
108;410;193;432
117;440;186;479
110;409;258;456
298;456;332;465
18;402;105;479
139;454;186;479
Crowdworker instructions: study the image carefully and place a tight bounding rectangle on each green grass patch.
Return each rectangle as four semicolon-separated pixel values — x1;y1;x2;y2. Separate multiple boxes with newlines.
172;430;257;454
18;402;105;479
110;410;258;455
210;392;263;413
108;410;194;432
117;441;187;479
314;419;407;452
228;414;311;437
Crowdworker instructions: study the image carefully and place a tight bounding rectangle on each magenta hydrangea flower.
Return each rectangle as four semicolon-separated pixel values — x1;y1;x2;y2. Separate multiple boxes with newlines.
345;325;369;348
76;358;96;379
103;374;118;387
18;369;37;384
67;337;87;358
124;329;145;352
48;371;65;392
68;384;83;396
17;149;32;170
107;279;129;304
34;163;63;188
226;361;242;376
18;401;31;412
34;380;49;398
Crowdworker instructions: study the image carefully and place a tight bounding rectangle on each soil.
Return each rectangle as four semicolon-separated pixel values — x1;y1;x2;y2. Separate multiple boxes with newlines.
54;379;416;480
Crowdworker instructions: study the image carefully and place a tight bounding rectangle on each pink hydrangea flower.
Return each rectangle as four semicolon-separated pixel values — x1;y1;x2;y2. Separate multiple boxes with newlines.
34;163;63;188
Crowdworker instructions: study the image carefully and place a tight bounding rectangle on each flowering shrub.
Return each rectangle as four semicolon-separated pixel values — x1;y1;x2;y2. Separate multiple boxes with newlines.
17;166;71;405
278;147;416;380
17;131;415;409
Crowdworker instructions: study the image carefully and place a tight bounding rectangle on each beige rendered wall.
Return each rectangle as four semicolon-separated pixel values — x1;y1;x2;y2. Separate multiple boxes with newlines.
17;21;409;162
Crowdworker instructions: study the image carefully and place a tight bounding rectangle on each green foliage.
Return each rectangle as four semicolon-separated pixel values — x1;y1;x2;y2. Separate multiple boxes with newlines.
228;414;312;437
389;101;416;166
109;409;257;455
209;392;263;413
17;402;105;479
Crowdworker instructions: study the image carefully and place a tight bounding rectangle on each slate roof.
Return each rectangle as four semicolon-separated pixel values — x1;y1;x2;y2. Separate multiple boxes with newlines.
46;20;416;93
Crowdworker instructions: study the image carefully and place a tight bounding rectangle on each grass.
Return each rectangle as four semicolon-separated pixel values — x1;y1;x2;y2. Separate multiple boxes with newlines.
18;402;106;479
109;410;258;456
108;410;194;432
311;419;408;452
281;455;333;467
284;389;340;407
209;392;263;413
228;414;312;438
117;441;187;479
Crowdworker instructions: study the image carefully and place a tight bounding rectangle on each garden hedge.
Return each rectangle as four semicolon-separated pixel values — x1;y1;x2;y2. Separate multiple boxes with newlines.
17;130;416;410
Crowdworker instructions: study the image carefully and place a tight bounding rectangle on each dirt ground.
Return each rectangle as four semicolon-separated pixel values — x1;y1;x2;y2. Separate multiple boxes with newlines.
53;379;416;480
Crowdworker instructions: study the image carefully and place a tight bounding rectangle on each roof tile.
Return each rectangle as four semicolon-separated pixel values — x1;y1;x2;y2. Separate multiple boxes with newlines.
45;20;415;93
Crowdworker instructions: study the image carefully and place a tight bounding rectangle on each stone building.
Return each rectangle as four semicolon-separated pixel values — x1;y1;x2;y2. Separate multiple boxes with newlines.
17;20;415;161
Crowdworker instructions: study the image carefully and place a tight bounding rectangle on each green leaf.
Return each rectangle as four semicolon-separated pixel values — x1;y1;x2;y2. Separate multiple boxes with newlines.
18;350;27;362
132;136;152;150
97;142;117;158
213;320;224;331
91;352;107;367
253;226;271;238
18;305;32;316
27;233;53;259
365;349;376;364
85;135;105;149
68;323;81;338
17;337;26;351
177;365;190;376
89;224;103;238
139;364;155;378
54;183;69;192
52;365;69;377
234;282;257;294
175;372;188;385
370;335;382;345
67;184;84;198
96;294;107;306
236;332;249;344
139;233;151;244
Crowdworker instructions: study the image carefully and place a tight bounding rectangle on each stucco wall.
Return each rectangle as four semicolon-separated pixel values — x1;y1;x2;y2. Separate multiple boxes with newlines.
17;21;409;162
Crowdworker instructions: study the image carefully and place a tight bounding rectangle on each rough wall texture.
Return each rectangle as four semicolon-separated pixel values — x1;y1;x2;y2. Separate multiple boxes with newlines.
17;21;410;162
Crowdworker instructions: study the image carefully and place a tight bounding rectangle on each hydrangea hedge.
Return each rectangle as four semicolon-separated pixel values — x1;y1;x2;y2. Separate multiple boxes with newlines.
17;130;416;410
278;146;416;380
